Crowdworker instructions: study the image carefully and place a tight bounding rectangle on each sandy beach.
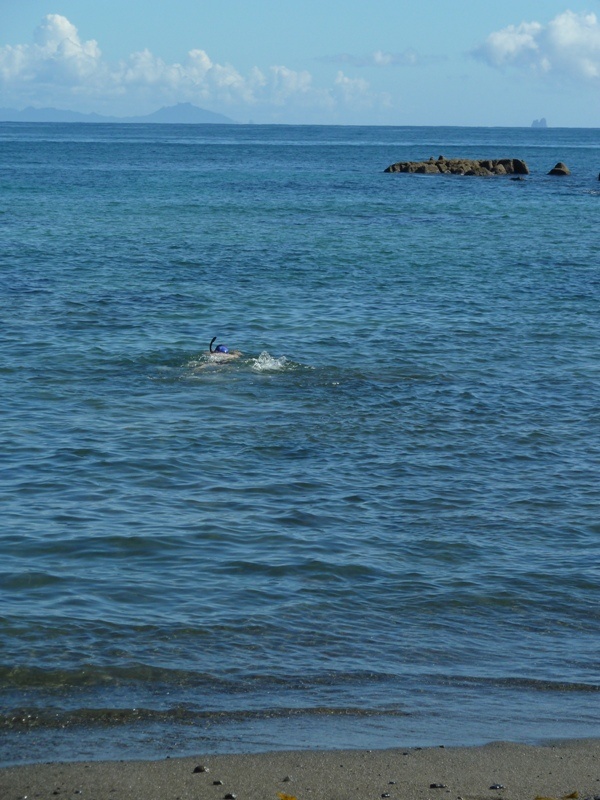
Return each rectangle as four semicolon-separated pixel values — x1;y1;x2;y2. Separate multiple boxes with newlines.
2;740;599;800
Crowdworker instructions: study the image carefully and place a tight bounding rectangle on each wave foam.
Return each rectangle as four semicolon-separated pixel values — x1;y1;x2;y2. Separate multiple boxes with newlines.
251;351;288;372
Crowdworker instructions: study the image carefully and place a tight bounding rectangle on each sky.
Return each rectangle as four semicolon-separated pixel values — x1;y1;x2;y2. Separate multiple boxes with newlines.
1;1;599;125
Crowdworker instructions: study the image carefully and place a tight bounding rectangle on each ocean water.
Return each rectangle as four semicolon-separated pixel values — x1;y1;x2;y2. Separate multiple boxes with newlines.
1;122;599;765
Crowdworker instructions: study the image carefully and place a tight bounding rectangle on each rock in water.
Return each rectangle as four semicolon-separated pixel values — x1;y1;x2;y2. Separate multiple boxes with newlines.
548;162;571;175
384;157;529;176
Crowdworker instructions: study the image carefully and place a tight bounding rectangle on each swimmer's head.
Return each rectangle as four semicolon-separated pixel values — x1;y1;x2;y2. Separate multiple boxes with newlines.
209;336;229;354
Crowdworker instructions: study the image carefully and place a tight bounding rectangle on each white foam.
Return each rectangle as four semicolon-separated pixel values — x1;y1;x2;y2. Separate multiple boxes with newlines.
251;351;288;372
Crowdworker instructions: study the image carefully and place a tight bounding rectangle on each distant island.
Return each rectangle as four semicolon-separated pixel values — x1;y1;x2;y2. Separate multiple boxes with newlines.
0;102;237;125
531;117;548;128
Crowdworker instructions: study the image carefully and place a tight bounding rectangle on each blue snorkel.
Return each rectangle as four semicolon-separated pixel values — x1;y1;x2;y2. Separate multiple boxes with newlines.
209;337;229;354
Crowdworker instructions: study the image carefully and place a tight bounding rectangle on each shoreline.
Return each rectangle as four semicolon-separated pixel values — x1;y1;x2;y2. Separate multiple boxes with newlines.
2;740;600;800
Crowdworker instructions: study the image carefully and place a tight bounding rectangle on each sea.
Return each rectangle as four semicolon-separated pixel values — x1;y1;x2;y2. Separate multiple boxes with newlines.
0;122;599;766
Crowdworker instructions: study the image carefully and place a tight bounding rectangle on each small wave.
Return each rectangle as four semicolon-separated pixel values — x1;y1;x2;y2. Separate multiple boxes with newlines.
251;351;288;372
2;704;407;731
445;675;600;693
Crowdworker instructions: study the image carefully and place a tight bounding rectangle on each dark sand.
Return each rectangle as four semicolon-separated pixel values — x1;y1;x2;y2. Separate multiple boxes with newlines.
2;740;600;800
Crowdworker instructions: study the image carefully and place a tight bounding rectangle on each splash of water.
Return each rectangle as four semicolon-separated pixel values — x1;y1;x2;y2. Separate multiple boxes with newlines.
251;351;288;372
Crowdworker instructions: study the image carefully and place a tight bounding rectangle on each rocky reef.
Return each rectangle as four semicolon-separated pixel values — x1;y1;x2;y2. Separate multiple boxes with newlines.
384;156;530;176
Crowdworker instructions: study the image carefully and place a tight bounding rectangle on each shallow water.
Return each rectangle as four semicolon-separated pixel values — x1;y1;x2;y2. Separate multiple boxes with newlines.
1;123;599;764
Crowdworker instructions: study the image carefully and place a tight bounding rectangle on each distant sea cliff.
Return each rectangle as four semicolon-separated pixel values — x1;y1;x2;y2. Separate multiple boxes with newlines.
0;102;237;124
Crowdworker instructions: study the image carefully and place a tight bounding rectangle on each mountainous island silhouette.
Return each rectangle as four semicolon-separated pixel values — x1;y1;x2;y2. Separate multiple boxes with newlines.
0;102;237;124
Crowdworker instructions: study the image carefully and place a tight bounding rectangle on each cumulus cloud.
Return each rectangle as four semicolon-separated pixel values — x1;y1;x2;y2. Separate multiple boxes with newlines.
473;10;600;81
0;14;104;86
0;14;388;120
333;71;371;103
268;65;315;105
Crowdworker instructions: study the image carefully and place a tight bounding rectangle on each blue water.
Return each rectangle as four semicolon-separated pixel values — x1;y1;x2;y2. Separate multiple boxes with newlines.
1;123;599;765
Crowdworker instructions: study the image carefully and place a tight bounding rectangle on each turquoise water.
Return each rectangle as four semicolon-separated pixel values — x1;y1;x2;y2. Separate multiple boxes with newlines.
1;123;599;764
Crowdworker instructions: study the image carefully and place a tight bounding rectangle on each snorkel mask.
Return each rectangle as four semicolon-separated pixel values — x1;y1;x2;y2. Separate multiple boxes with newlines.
209;336;229;354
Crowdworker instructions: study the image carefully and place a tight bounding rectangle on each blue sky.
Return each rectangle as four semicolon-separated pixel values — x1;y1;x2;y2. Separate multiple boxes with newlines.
1;1;599;125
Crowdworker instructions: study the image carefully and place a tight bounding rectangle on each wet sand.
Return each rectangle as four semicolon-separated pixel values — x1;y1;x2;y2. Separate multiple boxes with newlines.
2;740;600;800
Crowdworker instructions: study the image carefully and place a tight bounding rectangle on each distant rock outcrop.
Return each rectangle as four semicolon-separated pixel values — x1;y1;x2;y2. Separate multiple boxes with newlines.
548;162;571;176
531;118;548;128
384;156;529;176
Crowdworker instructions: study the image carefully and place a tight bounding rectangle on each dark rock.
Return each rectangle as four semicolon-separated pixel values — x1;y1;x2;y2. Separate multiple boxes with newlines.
512;158;529;174
548;162;570;175
384;157;529;176
490;784;506;790
465;166;492;176
213;780;224;785
224;794;237;800
193;765;209;773
416;163;442;174
429;784;447;789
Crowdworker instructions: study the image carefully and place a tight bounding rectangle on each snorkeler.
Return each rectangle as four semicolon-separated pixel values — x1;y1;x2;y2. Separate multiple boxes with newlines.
188;337;243;371
207;336;242;361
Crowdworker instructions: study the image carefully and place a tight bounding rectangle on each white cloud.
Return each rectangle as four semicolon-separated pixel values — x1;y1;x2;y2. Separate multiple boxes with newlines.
268;65;314;104
473;10;600;82
120;49;171;86
333;71;370;103
0;13;389;121
36;14;102;82
0;14;107;100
